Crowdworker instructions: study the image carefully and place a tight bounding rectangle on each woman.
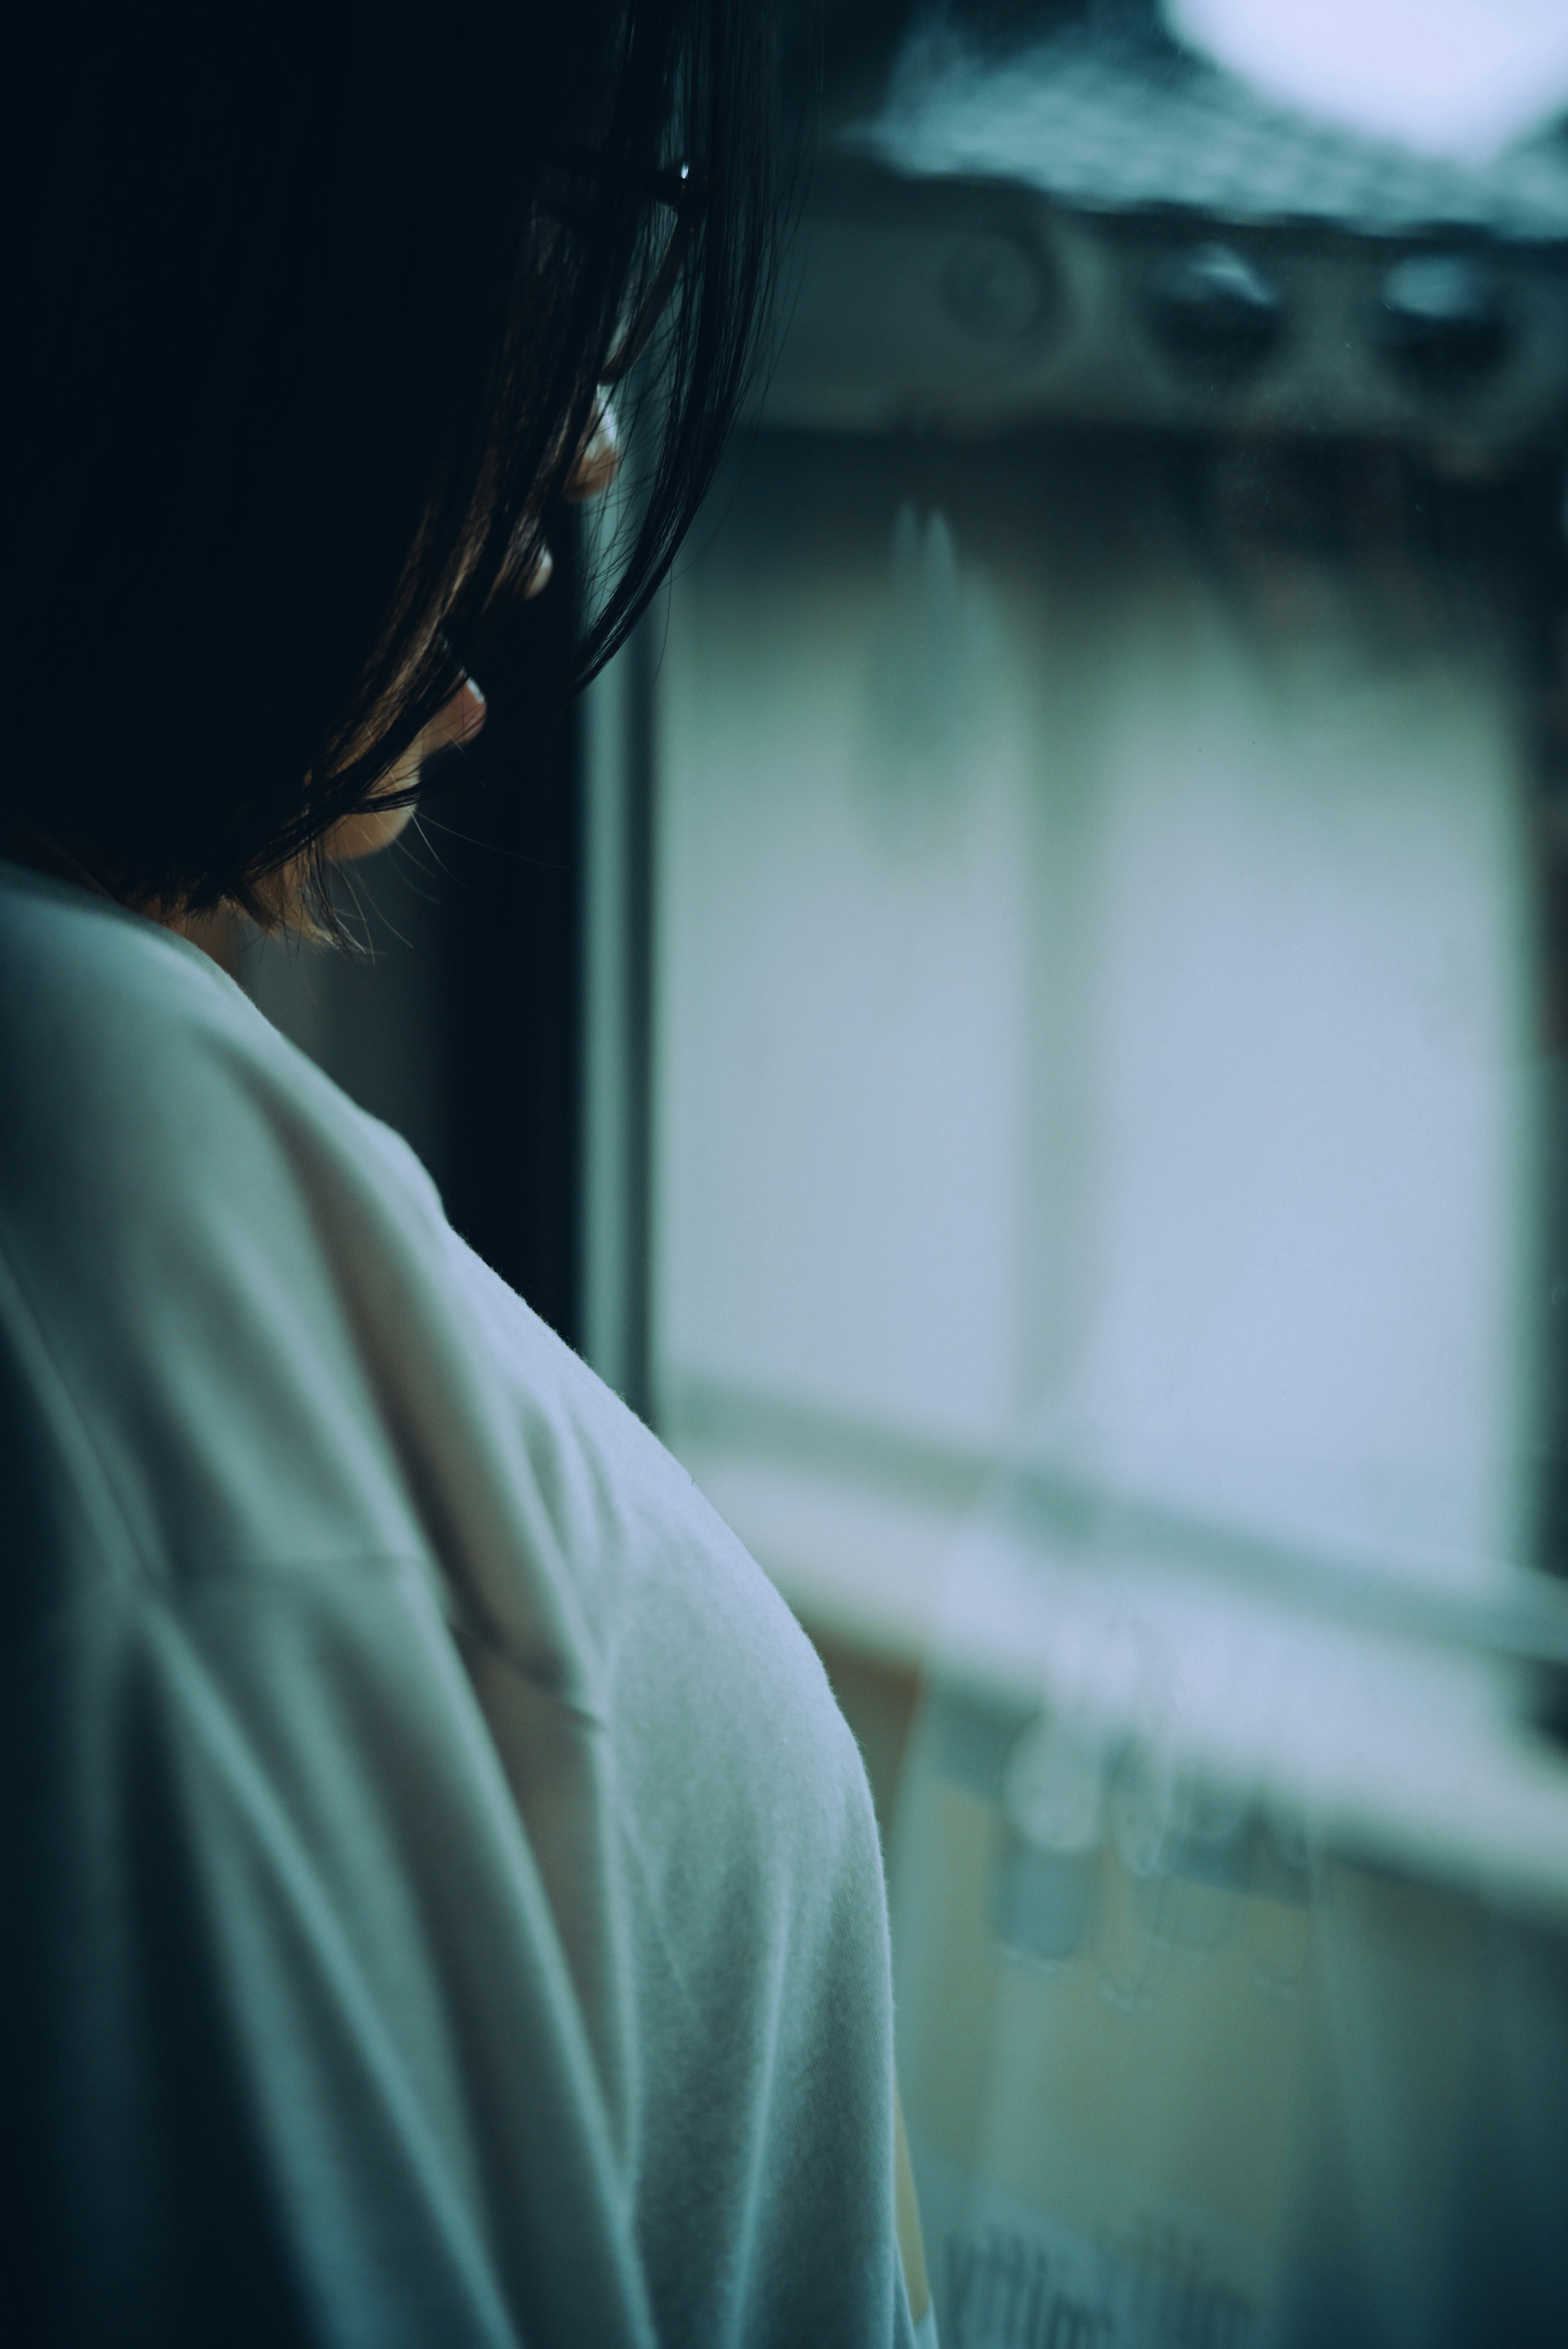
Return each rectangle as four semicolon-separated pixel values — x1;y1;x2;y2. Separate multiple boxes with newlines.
0;7;928;2342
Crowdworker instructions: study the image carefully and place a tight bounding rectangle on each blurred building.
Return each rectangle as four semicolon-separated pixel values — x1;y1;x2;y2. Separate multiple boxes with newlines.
592;7;1568;2341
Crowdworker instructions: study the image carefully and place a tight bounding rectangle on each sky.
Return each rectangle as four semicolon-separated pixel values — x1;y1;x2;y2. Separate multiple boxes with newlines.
1165;0;1568;161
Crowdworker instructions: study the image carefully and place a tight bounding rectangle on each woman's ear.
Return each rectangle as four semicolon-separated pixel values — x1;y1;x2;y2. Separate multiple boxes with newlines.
328;676;488;864
564;396;621;502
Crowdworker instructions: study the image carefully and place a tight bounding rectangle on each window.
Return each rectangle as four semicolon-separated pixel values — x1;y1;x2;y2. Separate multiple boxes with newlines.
583;6;1568;2336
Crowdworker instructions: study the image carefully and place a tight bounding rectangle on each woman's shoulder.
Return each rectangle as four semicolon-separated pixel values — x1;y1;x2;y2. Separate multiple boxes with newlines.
0;859;857;1823
0;859;342;1195
0;862;459;1614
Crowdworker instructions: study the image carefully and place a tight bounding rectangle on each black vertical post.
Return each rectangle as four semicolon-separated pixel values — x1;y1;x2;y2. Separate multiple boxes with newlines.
620;610;659;1423
433;517;585;1349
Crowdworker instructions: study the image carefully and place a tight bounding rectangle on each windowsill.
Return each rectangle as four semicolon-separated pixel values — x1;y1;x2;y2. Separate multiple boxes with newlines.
671;1412;1568;1928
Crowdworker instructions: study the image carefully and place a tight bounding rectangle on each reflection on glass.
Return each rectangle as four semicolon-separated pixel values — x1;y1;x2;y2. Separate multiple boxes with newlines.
616;8;1568;2339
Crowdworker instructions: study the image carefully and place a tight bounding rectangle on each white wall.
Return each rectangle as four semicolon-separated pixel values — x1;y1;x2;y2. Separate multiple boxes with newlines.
652;435;1536;1629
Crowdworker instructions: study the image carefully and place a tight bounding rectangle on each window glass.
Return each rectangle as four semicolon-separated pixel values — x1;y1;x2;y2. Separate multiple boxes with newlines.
582;6;1568;2336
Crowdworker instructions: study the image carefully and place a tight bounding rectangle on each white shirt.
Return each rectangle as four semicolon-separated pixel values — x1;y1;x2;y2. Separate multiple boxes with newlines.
0;859;915;2349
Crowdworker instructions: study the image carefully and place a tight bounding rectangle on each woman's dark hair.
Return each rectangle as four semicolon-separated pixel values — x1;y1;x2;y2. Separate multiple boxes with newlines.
4;1;784;917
